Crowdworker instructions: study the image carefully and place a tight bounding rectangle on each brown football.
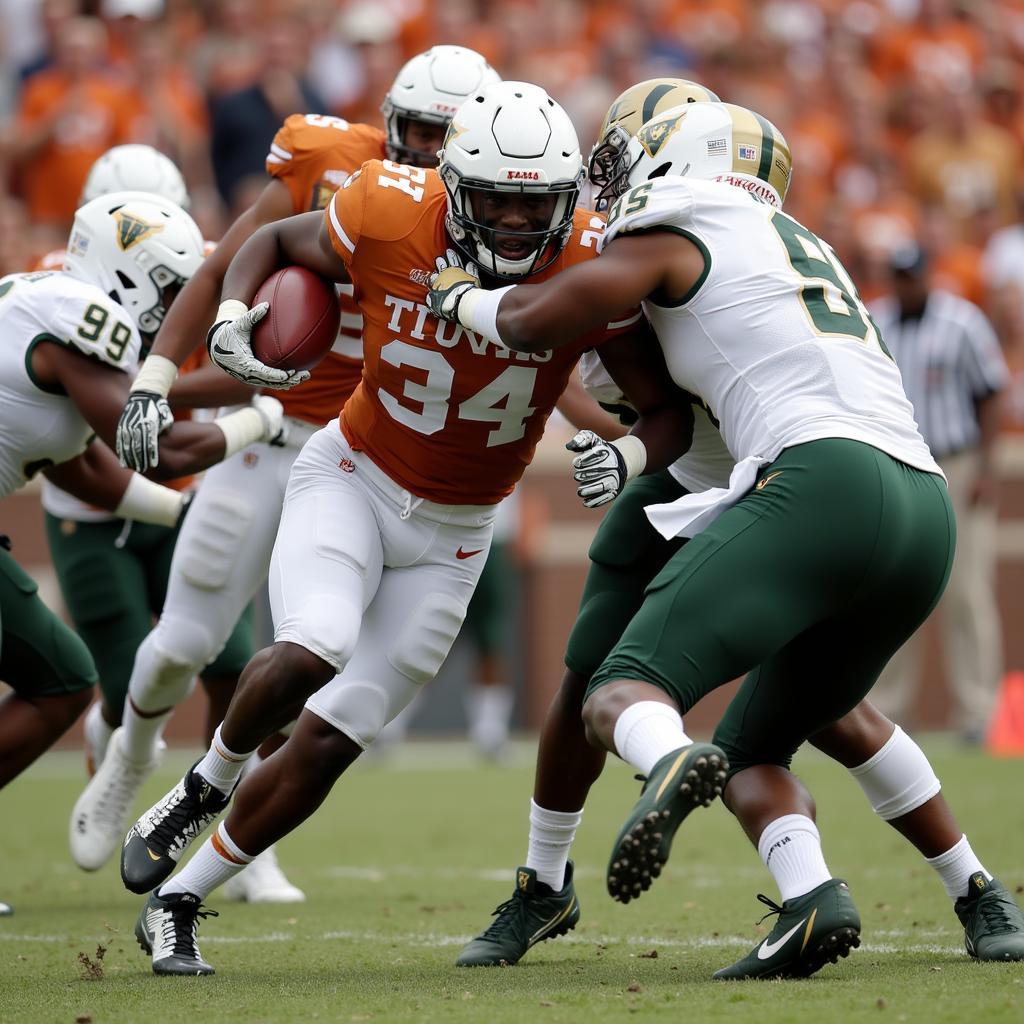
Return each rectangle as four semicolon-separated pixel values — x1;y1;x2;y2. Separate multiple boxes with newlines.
250;266;340;372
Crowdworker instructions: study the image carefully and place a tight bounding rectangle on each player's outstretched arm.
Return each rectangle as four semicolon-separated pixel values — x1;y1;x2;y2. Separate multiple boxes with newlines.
38;343;284;481
42;442;186;527
428;232;702;353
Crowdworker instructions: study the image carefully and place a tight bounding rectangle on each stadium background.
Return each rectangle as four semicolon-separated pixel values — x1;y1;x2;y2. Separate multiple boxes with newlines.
2;0;1024;738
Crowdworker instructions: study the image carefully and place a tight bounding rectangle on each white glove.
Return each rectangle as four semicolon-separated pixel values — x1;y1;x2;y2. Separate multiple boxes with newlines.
426;249;480;322
566;429;628;508
251;395;288;447
116;392;174;473
207;301;310;390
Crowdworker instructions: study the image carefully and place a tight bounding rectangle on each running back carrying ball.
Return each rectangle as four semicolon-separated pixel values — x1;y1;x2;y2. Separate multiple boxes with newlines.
250;266;340;371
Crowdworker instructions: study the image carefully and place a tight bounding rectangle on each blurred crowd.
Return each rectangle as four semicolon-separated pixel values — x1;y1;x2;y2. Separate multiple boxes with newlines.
2;0;1024;419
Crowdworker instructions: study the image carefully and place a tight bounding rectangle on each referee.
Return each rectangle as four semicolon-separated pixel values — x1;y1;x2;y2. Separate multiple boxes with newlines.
871;242;1009;742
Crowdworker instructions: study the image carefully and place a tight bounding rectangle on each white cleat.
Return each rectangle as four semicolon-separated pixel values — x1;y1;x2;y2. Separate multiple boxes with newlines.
222;846;306;903
69;727;161;871
83;702;114;777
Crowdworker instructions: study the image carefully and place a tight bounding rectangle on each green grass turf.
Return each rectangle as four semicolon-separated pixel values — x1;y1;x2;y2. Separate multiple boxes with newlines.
1;739;1022;1023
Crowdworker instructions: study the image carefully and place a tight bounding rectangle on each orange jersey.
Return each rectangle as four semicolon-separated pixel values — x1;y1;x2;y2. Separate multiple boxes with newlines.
265;113;387;426
325;161;640;505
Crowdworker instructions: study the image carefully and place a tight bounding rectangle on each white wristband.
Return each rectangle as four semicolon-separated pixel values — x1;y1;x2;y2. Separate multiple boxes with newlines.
457;285;516;344
130;354;178;398
611;434;647;481
213;406;266;458
216;299;249;323
115;473;185;527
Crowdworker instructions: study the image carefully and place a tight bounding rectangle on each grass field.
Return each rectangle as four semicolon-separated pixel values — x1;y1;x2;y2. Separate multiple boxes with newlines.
1;738;1022;1023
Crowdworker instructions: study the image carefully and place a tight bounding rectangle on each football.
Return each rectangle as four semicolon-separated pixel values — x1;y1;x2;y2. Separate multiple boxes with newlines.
250;265;340;372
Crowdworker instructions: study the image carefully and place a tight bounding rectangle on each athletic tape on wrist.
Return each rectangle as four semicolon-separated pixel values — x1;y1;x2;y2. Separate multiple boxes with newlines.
130;354;178;398
214;406;266;459
611;434;647;480
457;285;515;344
115;473;185;527
216;299;249;324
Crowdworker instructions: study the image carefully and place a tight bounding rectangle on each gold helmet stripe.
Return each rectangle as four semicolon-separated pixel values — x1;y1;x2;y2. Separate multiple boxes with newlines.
750;110;775;183
724;103;791;203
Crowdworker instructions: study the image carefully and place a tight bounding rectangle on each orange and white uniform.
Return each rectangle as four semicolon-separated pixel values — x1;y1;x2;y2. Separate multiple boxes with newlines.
120;114;389;730
273;160;640;747
265;113;386;428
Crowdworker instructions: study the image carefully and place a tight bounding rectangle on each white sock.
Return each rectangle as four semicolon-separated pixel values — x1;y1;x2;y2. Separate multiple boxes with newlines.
926;835;992;900
612;701;691;776
84;702;114;767
120;701;171;764
525;800;582;890
467;683;514;754
195;724;256;796
160;822;254;901
757;814;833;902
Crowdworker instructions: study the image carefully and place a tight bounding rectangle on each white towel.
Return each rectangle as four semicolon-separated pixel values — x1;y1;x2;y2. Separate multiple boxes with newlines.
645;454;768;540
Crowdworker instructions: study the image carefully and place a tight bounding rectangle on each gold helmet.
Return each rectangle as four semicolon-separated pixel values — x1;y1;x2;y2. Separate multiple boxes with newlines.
588;78;720;210
626;101;793;208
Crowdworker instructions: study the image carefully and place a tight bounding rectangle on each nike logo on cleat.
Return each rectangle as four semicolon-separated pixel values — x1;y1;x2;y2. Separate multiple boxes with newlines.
147;848;163;861
757;917;808;960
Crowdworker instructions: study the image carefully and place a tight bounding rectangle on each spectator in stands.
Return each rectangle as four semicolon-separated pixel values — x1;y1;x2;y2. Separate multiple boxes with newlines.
209;16;326;214
9;16;137;232
871;243;1009;744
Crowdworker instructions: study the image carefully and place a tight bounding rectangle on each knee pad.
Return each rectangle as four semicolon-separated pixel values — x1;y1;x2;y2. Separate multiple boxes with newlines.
131;617;219;712
280;595;362;673
177;488;255;590
308;677;419;750
847;725;941;820
386;592;466;685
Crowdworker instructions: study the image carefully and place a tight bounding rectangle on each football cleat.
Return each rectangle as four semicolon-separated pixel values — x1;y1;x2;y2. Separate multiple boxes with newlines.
713;879;861;980
135;889;216;976
607;743;728;903
955;872;1024;961
82;702;113;777
457;863;580;966
121;762;231;894
222;846;306;904
70;727;161;871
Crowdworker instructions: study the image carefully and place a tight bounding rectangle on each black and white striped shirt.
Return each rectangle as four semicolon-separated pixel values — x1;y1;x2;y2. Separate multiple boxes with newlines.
870;290;1009;458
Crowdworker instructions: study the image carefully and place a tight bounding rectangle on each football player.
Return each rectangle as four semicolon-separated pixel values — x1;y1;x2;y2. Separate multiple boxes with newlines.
70;46;501;902
450;80;1024;972
36;145;257;800
120;80;694;976
0;190;282;796
426;100;1024;976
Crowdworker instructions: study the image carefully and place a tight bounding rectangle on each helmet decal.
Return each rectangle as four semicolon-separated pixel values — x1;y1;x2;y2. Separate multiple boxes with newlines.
636;110;688;159
114;210;165;251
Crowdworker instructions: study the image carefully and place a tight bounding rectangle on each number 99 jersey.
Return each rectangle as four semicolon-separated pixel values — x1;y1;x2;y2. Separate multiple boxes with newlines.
325;160;641;505
0;271;140;498
603;176;940;476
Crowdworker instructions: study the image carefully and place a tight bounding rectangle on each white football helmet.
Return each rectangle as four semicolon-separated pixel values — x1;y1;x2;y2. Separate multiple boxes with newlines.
64;191;204;335
80;144;190;209
439;81;584;280
623;102;793;209
381;45;500;166
588;78;720;211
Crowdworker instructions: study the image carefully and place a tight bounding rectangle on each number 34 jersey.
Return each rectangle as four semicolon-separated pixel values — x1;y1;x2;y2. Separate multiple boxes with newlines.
326;160;641;505
603;177;940;475
0;271;141;498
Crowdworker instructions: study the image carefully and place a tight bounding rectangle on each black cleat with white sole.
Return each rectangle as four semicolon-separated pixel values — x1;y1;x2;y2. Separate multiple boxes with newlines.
135;889;217;976
121;761;231;894
607;743;728;903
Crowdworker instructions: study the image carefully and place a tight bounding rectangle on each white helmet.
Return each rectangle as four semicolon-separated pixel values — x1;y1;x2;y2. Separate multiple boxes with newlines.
624;101;792;209
439;81;584;280
64;191;204;335
381;45;500;165
80;144;190;209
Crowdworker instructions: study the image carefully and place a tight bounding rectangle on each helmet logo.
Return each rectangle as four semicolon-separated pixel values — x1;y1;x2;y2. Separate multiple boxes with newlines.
500;168;543;182
113;209;164;251
636;111;687;158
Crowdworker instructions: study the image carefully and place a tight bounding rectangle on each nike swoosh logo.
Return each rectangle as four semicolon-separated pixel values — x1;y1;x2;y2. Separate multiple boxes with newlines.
756;916;809;960
147;848;163;861
211;343;233;357
456;547;484;560
756;471;783;491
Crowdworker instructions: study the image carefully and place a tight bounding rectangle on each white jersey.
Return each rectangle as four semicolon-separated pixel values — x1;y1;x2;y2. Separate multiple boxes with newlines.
578;348;734;492
603;178;941;476
0;271;141;500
